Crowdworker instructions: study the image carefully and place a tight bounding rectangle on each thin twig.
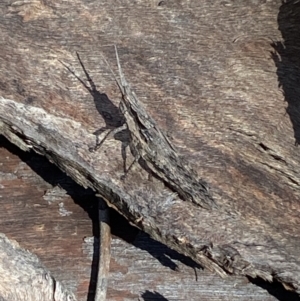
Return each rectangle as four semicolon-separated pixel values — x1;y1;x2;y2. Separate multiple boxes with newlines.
95;196;111;301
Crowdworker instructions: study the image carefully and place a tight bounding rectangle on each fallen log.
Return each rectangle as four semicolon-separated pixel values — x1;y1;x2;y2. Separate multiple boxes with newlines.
1;0;300;296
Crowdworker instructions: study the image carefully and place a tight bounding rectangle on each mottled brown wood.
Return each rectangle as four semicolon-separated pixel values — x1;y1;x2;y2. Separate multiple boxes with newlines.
0;137;96;300
2;137;295;301
1;0;300;298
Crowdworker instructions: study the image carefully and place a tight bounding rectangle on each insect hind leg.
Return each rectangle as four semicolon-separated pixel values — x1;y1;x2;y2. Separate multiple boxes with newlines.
121;155;140;181
89;124;127;152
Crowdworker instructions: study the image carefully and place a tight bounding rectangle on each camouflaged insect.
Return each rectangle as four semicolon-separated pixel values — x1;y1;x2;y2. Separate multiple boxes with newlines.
102;47;217;210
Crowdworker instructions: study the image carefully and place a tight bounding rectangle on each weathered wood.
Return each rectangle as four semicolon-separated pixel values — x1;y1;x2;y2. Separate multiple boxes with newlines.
0;136;98;300
1;136;299;300
95;197;111;301
0;233;76;301
1;0;300;297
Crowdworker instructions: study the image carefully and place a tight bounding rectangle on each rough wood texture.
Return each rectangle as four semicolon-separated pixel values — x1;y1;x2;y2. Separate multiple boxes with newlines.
0;233;76;301
1;0;300;298
95;197;111;301
0;136;98;300
2;137;296;301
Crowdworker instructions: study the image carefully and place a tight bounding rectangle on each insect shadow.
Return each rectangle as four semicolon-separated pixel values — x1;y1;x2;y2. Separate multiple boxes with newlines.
61;53;157;180
60;53;130;173
140;290;169;301
110;209;203;274
1;135;199;301
271;0;300;146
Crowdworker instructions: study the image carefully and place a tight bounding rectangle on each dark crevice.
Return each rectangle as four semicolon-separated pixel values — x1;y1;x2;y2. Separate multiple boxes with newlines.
248;277;300;301
0;134;203;299
258;143;287;163
259;142;271;151
271;0;300;146
287;176;299;185
270;154;286;162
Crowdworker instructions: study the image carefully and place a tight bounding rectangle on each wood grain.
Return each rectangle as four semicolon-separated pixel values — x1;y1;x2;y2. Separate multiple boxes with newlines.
0;233;76;301
1;0;300;298
2;136;296;300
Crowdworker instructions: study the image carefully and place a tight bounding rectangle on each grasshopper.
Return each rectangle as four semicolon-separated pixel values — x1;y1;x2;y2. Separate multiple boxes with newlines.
100;47;217;210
